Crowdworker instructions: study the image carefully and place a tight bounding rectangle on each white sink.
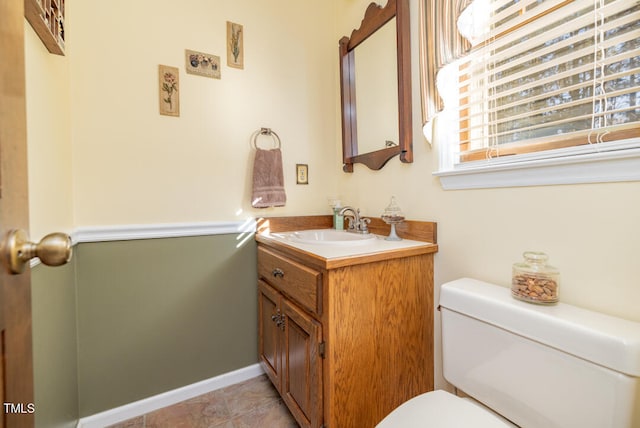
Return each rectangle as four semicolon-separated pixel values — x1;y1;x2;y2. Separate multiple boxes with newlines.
277;229;377;246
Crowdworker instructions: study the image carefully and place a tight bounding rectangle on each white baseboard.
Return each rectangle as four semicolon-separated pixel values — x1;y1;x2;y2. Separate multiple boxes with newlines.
77;364;264;428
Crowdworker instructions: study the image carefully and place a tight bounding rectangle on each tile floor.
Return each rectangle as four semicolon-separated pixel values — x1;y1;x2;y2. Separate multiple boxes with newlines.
107;375;299;428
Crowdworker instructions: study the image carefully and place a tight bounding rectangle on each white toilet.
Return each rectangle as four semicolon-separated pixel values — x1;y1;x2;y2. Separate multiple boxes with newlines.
377;278;640;428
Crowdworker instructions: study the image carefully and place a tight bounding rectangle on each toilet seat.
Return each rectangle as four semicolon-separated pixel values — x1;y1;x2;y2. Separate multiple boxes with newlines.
376;390;517;428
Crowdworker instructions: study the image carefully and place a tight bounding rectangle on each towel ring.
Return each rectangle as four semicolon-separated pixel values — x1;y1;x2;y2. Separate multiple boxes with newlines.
251;128;281;150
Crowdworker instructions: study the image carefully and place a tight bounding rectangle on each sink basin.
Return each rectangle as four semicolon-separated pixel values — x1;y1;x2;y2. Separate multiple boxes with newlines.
278;229;377;246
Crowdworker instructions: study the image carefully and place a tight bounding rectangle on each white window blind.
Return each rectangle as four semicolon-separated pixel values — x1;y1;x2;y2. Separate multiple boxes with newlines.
453;0;640;164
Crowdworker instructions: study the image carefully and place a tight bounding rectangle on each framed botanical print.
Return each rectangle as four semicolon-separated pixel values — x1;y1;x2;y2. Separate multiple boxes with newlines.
158;65;179;117
185;49;221;79
227;21;244;69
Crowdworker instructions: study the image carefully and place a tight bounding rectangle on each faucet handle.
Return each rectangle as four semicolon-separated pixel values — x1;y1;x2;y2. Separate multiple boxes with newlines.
342;213;356;231
359;217;371;233
349;218;360;231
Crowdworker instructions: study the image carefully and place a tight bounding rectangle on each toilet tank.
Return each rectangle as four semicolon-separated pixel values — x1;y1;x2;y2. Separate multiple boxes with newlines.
439;278;640;428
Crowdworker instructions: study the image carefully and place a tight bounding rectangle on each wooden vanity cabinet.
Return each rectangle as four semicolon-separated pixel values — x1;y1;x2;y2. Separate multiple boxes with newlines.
257;225;436;428
258;279;323;427
258;280;281;389
258;245;323;428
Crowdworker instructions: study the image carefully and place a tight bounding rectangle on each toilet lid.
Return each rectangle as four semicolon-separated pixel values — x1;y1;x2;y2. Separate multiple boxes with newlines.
376;390;516;428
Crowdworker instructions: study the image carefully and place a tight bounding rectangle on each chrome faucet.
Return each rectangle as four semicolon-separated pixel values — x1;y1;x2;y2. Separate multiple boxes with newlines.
338;206;371;234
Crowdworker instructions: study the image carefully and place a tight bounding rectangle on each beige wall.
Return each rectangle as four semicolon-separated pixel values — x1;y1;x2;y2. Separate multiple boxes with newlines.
24;0;342;421
24;0;640;413
335;0;640;321
27;0;639;323
25;18;79;428
335;0;640;389
24;24;74;241
67;0;340;227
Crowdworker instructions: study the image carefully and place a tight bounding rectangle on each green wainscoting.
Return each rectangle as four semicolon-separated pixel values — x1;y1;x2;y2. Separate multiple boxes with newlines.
75;234;258;416
32;258;79;428
31;233;258;421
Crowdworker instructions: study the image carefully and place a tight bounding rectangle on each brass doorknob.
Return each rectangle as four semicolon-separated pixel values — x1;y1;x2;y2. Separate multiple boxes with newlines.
4;229;72;274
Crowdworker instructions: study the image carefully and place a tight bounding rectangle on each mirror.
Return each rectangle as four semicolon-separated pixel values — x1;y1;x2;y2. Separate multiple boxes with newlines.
355;18;399;155
339;0;412;172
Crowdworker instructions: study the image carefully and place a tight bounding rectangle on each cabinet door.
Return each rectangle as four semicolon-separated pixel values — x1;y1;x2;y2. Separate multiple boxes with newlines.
258;280;282;392
281;298;323;428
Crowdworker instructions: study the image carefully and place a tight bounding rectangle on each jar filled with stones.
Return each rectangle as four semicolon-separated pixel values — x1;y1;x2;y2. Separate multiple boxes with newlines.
512;251;559;304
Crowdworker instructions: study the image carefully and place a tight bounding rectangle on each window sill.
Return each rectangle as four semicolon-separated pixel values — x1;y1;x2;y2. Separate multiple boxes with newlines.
434;145;640;190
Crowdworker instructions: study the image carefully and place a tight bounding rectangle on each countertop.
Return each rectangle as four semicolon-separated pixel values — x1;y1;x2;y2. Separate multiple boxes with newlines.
256;229;438;270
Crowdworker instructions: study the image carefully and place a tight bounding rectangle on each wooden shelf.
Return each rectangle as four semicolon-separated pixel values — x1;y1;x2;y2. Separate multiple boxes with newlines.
24;0;65;55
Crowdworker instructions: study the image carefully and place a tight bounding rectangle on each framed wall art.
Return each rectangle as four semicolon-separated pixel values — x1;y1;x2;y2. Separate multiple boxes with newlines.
158;65;180;117
227;21;244;69
185;49;221;79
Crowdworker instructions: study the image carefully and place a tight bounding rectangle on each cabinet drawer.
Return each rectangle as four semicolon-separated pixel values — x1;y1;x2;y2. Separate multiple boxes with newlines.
258;247;322;315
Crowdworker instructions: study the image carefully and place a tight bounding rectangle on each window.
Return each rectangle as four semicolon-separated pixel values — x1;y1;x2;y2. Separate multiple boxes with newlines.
422;0;640;189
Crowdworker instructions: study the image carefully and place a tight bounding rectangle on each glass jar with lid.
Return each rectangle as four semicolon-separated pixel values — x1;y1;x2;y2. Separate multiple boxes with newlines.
511;251;559;304
381;196;405;241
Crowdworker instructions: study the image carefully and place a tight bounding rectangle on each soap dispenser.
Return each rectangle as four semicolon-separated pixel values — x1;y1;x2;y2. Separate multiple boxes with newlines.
332;200;344;230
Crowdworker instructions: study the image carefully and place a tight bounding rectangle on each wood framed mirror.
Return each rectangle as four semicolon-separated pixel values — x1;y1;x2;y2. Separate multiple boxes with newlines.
339;0;412;172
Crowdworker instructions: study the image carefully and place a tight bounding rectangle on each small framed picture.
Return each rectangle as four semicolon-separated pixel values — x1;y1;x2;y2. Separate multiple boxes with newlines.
227;21;244;69
185;49;221;79
296;164;309;185
158;65;179;117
